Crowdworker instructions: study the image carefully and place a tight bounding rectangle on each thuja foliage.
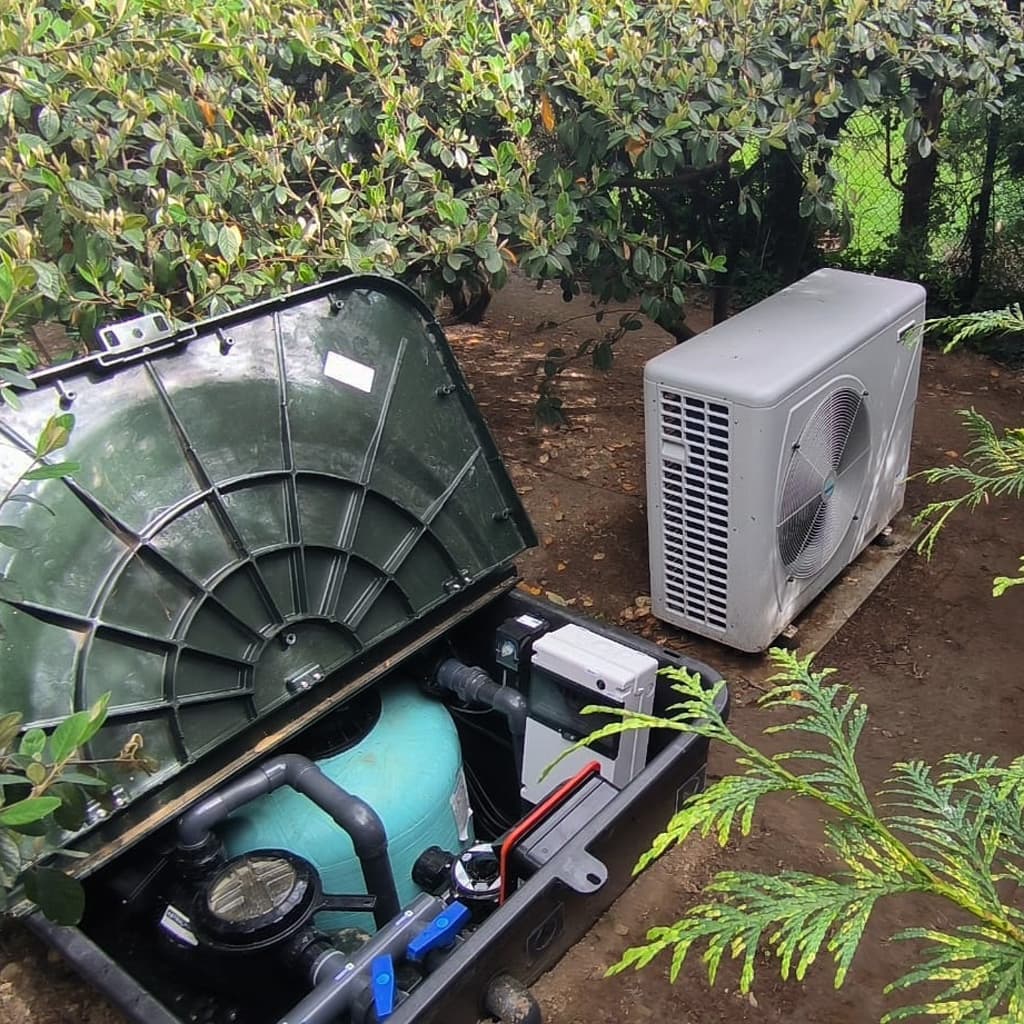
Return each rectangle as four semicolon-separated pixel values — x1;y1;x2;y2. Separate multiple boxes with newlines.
570;651;1024;1023
916;307;1024;596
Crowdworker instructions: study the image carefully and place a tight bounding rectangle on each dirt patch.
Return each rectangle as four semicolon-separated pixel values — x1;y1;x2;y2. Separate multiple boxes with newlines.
3;273;1024;1024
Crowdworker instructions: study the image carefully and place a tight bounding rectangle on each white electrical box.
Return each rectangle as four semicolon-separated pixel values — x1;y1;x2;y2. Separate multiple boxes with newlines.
521;624;657;803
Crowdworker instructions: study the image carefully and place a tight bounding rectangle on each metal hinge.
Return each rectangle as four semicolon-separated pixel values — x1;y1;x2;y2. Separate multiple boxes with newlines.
97;312;176;353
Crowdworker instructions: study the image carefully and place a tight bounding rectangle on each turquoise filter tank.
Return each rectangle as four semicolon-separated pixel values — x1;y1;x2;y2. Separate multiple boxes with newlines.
220;681;472;931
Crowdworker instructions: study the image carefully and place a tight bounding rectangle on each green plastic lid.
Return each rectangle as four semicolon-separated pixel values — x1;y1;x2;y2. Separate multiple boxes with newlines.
0;277;534;840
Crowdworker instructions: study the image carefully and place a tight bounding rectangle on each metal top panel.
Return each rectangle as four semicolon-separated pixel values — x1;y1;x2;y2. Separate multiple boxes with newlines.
645;269;926;408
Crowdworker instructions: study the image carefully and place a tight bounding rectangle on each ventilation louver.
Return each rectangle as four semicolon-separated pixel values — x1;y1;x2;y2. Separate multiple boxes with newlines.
659;390;730;630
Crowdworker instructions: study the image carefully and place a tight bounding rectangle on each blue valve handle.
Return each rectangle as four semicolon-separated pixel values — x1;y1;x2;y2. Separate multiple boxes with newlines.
371;954;395;1021
406;901;471;963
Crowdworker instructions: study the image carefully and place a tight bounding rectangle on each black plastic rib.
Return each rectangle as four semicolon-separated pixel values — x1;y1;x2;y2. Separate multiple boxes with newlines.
317;336;408;618
144;364;287;629
272;310;310;615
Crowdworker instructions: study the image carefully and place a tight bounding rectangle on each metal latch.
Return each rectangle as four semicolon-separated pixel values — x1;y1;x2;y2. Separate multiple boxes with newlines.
96;312;176;353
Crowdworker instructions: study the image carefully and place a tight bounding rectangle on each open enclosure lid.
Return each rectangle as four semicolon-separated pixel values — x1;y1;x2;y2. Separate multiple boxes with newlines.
0;277;534;858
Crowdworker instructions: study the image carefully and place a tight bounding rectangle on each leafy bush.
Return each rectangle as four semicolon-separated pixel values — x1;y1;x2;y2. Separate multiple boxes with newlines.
570;651;1024;1023
2;0;1022;353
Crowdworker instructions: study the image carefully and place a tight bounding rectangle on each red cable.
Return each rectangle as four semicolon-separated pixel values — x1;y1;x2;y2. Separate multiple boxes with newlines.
498;761;602;905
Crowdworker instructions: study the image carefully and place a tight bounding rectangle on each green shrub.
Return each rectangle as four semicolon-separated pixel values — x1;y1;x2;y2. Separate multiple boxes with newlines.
2;0;1022;352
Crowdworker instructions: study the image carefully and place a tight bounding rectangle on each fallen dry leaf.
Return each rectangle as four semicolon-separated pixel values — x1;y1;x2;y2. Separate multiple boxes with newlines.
592;552;606;561
540;92;557;132
582;596;594;607
519;583;543;596
545;591;568;606
557;562;567;572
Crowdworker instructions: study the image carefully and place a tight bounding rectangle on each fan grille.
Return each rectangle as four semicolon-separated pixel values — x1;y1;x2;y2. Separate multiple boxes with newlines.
659;390;730;629
777;387;870;579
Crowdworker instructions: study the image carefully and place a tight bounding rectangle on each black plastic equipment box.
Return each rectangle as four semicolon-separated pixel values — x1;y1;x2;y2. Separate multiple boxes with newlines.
0;277;726;1024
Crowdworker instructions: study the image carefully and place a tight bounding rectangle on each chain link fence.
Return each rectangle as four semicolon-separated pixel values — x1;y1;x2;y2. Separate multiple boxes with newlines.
823;103;1024;311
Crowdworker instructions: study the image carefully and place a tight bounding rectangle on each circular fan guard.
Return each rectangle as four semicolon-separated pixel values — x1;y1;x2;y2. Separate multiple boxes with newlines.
777;387;871;578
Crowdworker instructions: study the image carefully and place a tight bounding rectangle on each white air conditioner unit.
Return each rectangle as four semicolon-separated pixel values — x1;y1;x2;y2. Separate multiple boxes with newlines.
644;269;925;652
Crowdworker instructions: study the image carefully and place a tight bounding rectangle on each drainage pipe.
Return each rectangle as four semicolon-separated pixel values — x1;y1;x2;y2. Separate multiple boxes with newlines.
177;753;400;928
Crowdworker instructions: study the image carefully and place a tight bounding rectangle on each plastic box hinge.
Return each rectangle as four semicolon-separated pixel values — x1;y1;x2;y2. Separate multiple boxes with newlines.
93;312;195;365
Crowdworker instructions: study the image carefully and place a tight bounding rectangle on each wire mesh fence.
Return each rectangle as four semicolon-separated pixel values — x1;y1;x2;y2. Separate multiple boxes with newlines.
819;103;1024;310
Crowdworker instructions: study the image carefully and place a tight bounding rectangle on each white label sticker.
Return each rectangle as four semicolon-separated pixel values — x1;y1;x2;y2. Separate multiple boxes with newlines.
324;351;375;393
451;768;473;843
516;614;544;629
159;904;198;947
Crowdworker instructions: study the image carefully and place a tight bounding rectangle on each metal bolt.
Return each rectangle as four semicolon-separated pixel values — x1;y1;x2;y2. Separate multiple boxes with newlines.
280;632;297;649
56;381;76;408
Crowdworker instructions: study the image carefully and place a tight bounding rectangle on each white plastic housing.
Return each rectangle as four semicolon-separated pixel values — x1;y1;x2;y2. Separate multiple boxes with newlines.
521;624;657;802
644;269;925;652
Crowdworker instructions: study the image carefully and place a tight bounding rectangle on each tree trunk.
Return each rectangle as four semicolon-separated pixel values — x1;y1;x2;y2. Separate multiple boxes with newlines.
962;114;1002;306
899;73;944;242
764;150;806;284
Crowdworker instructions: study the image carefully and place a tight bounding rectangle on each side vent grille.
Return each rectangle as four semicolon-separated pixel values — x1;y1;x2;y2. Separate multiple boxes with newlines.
659;390;730;630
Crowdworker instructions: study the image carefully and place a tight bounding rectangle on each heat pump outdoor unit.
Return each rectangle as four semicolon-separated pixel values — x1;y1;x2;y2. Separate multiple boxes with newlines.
644;269;925;652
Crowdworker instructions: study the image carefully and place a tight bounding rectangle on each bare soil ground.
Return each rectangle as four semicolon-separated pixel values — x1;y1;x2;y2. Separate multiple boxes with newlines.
3;273;1024;1024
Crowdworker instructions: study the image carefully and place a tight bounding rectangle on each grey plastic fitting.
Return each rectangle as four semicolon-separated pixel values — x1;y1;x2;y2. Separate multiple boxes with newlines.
277;893;443;1024
436;659;528;776
177;753;400;928
484;974;544;1024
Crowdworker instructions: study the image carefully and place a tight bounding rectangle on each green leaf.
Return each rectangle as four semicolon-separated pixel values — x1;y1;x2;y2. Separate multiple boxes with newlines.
0;368;33;390
592;341;614;370
25;762;46;786
0;262;13;305
51;783;87;832
0;525;33;550
22;867;86;925
217;224;242;263
0;830;20;888
36;413;75;456
50;712;93;764
437;197;469;227
56;770;106;789
0;796;61;826
19;728;46;758
22;461;79;481
535;394;567;427
66;179;104;210
37;106;60;142
28;260;61;301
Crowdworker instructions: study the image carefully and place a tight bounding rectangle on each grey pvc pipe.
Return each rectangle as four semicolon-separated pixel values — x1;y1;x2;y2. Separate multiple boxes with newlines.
278;893;443;1024
177;753;400;928
436;659;528;777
